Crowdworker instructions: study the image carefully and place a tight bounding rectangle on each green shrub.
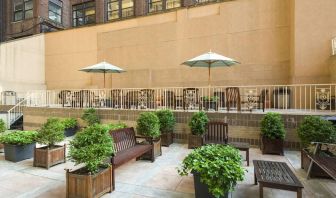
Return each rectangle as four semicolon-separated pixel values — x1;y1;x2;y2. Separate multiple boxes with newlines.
136;112;160;138
81;108;100;126
189;111;209;135
62;118;78;129
178;144;245;197
297;116;336;148
0;131;37;145
37;118;65;147
260;112;285;140
0;119;6;133
156;109;176;134
102;122;128;132
69;124;113;174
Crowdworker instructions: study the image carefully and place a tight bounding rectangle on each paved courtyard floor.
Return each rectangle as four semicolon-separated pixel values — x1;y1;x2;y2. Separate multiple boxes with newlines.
0;143;335;198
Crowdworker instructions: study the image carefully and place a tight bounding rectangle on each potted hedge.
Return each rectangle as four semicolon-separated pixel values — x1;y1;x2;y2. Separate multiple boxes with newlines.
136;112;162;158
62;118;78;137
178;144;245;198
67;124;114;198
34;118;66;169
0;119;6;150
260;112;285;155
202;96;219;111
0;130;37;162
81;108;100;126
156;109;176;147
188;111;209;149
297;116;336;178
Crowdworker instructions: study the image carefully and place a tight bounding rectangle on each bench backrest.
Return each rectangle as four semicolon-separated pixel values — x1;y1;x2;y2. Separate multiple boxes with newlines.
110;127;137;153
204;121;228;144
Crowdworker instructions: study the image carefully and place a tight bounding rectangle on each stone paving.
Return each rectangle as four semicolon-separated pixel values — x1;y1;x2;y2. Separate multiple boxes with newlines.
0;143;335;198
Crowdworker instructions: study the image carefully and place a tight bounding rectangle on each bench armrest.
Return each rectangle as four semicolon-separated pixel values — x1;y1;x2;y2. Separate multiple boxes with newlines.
311;142;336;146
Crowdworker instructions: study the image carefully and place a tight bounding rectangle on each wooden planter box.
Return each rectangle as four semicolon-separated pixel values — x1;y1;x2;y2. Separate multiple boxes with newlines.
0;143;3;150
66;166;113;198
64;127;78;137
34;144;66;169
188;134;203;149
4;143;36;162
261;136;284;155
161;132;173;147
193;172;228;198
301;149;331;178
141;138;162;159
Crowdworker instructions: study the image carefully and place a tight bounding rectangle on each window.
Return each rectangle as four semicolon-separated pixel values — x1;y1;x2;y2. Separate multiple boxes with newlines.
72;1;96;27
165;0;180;10
13;0;33;22
107;0;134;21
148;0;180;13
49;0;62;24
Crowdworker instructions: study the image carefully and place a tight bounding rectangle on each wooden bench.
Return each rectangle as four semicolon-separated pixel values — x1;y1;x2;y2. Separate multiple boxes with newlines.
109;127;154;190
253;160;304;198
307;142;336;180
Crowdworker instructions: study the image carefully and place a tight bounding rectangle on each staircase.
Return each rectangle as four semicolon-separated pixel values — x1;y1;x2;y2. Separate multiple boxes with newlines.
7;99;26;129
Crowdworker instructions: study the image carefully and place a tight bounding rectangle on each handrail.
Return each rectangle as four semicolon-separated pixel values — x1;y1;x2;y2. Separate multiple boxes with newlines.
7;99;27;129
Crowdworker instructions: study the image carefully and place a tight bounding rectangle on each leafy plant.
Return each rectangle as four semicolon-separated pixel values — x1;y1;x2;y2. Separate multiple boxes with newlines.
36;117;65;147
189;111;209;135
81;108;100;126
297;116;336;148
0;131;37;145
156;109;176;134
260;112;285;140
102;122;128;132
203;96;219;102
62;118;78;129
136;112;160;138
69;124;114;174
0;119;6;133
178;144;245;197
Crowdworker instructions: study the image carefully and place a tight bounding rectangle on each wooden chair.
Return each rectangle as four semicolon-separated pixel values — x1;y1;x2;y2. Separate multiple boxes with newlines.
203;121;228;145
226;87;241;111
162;90;176;109
214;91;226;110
183;88;200;110
124;90;139;109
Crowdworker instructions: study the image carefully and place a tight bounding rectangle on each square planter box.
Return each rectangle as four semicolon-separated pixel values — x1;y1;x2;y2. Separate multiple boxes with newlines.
261;136;284;155
64;127;78;137
4;143;36;162
66;166;113;198
161;132;173;147
188;134;203;149
34;144;66;169
193;172;228;198
140;138;162;159
301;149;332;178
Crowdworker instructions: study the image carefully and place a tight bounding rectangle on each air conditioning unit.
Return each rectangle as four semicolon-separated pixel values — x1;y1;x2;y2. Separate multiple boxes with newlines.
332;37;336;55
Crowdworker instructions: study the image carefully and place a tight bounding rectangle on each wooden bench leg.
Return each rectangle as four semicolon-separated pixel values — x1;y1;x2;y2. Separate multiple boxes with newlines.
112;165;115;190
259;183;263;198
246;149;250;166
297;188;302;198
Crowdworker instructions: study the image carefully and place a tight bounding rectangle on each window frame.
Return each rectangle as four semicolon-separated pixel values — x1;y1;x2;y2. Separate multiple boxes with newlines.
148;0;180;13
72;1;96;27
13;0;34;22
48;0;63;24
106;0;134;21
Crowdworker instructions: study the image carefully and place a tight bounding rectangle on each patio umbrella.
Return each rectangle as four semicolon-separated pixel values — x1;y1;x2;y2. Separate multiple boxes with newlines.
182;51;240;86
79;61;125;88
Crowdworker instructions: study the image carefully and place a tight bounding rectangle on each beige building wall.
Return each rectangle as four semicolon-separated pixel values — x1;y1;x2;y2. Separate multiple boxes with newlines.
0;35;46;92
45;0;291;89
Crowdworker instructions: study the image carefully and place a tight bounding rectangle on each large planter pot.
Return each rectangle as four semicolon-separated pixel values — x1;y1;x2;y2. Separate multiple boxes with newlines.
161;132;173;147
261;136;284;155
34;144;66;169
64;127;78;137
193;172;228;198
188;134;203;149
4;143;36;162
66;166;113;198
301;149;331;178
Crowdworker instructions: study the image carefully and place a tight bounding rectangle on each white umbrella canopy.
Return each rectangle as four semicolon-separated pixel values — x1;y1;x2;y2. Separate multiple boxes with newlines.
79;61;125;88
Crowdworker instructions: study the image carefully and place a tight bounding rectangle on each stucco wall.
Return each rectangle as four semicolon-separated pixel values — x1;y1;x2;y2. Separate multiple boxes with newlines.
0;35;46;92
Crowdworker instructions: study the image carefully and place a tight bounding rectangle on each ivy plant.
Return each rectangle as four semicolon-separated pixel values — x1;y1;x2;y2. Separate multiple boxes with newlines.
136;112;161;138
69;124;114;174
81;108;100;126
62;118;78;129
156;109;176;134
0;119;6;133
0;130;38;145
189;111;209;136
178;144;245;197
36;117;65;147
260;112;285;140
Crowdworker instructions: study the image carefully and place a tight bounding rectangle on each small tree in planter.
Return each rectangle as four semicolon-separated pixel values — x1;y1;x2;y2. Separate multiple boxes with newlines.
297;116;336;177
62;118;78;137
81;108;100;126
178;144;245;198
0;130;37;162
156;110;176;147
136;112;162;158
34;117;66;169
188;111;209;149
260;112;285;155
67;124;114;198
0;119;6;149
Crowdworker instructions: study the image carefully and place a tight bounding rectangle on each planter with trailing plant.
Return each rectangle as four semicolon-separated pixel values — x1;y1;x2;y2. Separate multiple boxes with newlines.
67;124;114;198
0;118;6;149
34;118;66;169
62;118;78;137
202;96;219;111
0;130;37;162
297;116;336;178
156;110;176;147
178;144;245;198
260;112;285;155
81;108;100;126
188;111;209;149
136;112;162;158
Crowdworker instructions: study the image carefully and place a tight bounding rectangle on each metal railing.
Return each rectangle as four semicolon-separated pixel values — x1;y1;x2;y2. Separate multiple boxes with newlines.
18;84;336;114
7;99;26;128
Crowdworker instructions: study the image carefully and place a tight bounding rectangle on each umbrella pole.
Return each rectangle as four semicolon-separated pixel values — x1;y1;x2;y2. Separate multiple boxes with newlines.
104;72;106;88
208;65;211;97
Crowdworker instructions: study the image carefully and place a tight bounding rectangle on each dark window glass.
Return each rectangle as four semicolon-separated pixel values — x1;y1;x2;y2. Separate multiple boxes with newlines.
148;0;180;13
49;0;62;24
72;1;96;27
107;0;134;21
13;0;33;21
